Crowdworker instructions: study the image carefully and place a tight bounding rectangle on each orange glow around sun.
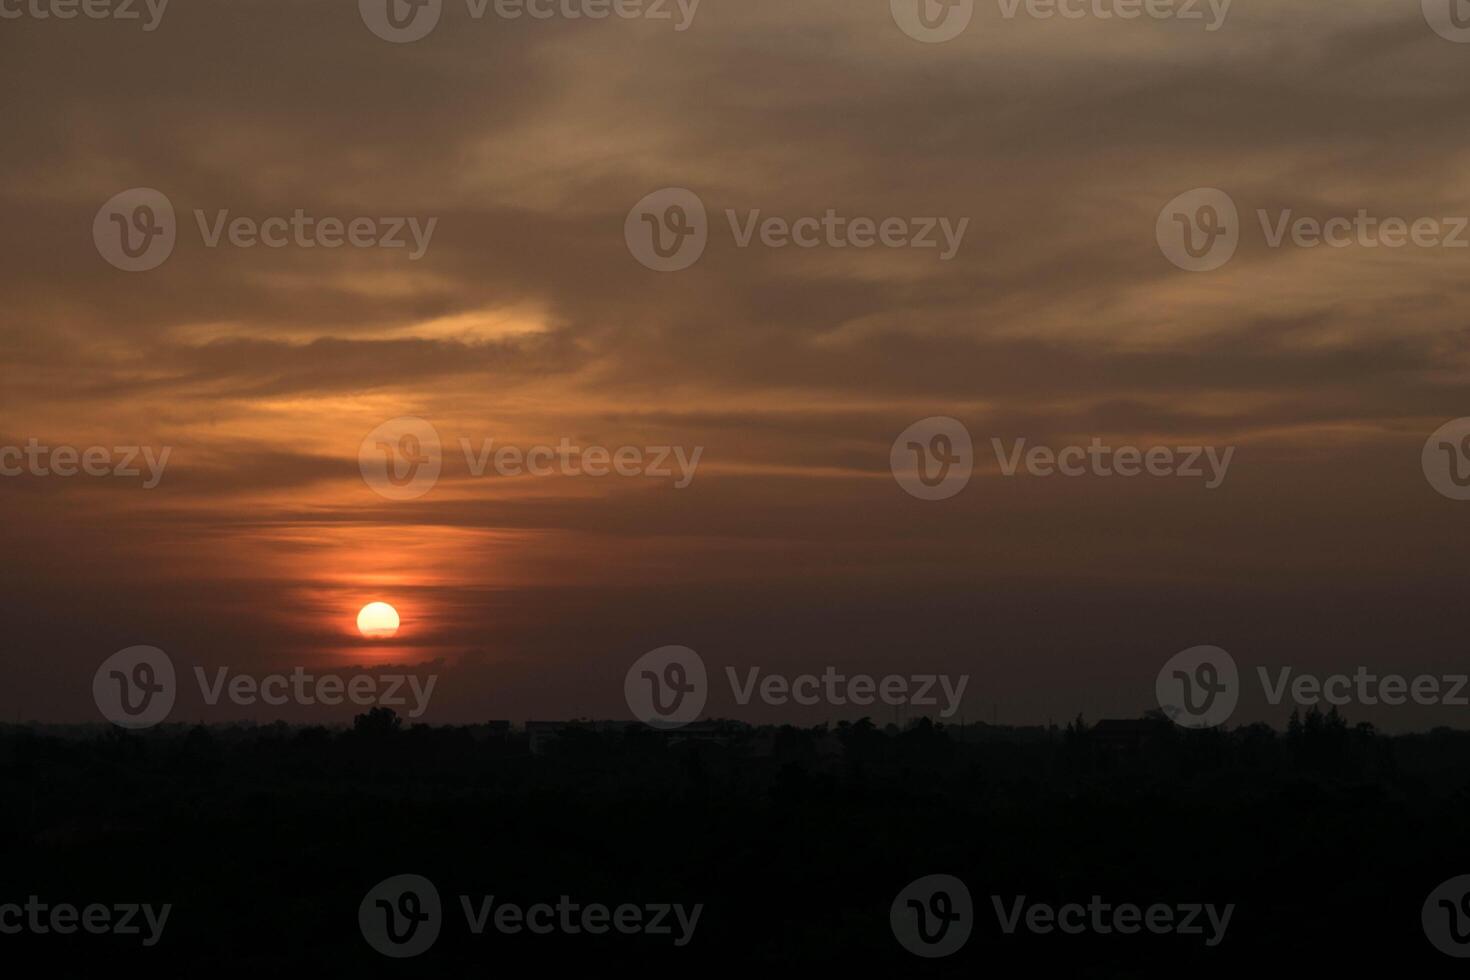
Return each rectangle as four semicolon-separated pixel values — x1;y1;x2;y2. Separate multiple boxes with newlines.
356;602;400;639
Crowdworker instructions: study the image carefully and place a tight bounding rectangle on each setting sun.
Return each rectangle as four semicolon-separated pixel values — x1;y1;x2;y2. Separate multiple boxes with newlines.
356;602;400;639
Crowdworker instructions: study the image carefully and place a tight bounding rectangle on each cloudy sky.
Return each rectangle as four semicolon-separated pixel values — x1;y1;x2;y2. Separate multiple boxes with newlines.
3;0;1470;728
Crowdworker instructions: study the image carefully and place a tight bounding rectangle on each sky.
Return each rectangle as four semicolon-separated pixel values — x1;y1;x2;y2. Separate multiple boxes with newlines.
3;0;1470;729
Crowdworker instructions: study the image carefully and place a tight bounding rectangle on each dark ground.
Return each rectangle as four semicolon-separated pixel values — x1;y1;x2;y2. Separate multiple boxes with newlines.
3;708;1469;975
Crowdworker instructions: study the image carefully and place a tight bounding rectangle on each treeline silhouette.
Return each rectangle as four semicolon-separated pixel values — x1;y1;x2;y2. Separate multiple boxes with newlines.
3;708;1469;975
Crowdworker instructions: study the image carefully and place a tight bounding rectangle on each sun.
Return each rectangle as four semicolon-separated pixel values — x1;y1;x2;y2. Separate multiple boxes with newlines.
356;602;400;639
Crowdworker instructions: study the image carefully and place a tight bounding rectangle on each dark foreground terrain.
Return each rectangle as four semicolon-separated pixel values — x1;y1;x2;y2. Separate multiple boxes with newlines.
4;709;1470;975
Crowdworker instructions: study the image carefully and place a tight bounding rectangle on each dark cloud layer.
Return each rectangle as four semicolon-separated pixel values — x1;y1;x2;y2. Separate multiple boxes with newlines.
2;0;1469;729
